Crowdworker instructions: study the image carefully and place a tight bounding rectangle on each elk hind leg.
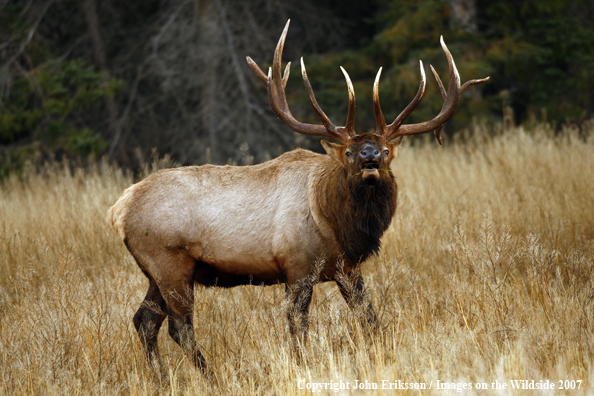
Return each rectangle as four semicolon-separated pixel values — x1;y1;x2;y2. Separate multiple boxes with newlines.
163;280;207;371
133;279;167;369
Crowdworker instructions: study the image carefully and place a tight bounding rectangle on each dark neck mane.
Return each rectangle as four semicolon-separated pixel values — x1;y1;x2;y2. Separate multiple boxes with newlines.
318;164;398;265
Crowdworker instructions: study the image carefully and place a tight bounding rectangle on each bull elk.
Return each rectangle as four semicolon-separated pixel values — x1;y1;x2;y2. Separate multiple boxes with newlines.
108;20;488;371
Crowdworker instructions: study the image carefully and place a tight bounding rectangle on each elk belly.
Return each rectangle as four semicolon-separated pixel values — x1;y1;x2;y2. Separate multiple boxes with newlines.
192;257;286;287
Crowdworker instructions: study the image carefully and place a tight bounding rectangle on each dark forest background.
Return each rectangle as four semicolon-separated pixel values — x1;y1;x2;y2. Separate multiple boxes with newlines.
1;0;593;175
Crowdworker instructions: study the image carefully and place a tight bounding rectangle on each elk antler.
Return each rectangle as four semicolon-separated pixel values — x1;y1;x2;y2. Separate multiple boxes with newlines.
246;20;355;144
374;36;489;144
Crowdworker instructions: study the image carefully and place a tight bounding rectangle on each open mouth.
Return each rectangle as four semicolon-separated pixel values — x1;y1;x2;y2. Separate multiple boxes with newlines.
360;161;380;184
363;161;380;171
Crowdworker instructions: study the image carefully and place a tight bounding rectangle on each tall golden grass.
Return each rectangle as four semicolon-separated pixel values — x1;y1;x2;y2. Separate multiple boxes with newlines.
1;122;593;395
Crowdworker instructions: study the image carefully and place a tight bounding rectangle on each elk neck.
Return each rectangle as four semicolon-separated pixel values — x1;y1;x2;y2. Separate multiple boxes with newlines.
315;158;398;265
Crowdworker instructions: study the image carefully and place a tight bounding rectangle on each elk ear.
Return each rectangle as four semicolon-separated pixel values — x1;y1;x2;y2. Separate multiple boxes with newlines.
388;136;404;147
320;140;343;162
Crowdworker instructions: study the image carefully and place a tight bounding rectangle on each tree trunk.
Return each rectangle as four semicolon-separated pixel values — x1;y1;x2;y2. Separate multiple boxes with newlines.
450;0;477;33
81;0;120;158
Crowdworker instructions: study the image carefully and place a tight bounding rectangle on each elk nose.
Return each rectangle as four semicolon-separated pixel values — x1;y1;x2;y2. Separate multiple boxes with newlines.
360;145;380;161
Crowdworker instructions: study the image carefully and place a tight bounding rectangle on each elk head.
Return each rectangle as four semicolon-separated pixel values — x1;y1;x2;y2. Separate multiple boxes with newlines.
246;20;489;185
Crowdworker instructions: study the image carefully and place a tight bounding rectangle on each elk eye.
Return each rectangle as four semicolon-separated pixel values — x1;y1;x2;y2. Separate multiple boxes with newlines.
383;149;389;156
345;151;353;157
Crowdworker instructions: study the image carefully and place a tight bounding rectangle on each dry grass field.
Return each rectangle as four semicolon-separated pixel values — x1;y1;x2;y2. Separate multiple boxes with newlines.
1;122;594;395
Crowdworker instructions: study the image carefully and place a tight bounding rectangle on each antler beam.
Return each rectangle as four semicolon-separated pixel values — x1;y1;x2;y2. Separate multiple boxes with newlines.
375;36;489;143
246;20;355;144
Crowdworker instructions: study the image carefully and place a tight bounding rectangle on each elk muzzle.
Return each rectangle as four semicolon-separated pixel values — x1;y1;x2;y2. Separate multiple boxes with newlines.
360;144;381;184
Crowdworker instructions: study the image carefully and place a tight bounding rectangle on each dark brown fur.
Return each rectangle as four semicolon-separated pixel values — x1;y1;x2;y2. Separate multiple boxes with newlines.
316;154;397;266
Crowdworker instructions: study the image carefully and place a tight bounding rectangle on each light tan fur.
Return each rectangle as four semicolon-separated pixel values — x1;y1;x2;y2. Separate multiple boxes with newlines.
108;149;342;286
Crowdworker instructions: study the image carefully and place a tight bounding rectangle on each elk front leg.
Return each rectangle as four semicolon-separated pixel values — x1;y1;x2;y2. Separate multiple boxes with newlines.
336;272;378;331
285;280;314;349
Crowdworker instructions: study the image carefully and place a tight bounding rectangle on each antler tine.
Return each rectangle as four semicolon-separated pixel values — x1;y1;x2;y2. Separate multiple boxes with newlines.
282;61;291;89
300;57;338;133
246;56;291;89
340;66;356;134
246;56;268;84
374;62;426;136
270;20;291;114
384;36;489;142
246;20;352;143
386;60;427;132
430;65;446;145
373;67;387;134
430;65;447;99
429;59;490;145
461;76;490;93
